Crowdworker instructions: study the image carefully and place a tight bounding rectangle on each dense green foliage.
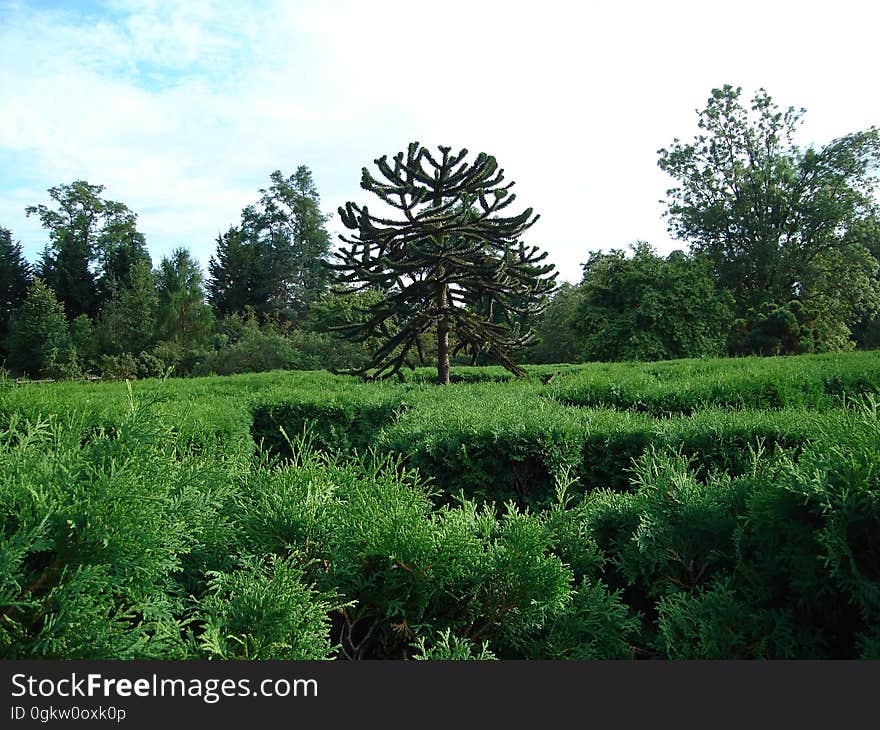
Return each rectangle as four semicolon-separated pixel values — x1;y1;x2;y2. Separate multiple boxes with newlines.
2;351;879;659
0;227;32;359
5;279;74;377
2;88;880;660
571;244;733;361
208;168;332;320
1;168;369;379
526;85;880;365
658;85;880;353
27;181;150;319
4;88;880;377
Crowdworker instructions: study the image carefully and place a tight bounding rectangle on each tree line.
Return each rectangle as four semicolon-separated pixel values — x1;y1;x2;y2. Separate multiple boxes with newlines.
532;85;880;363
0;167;378;379
1;85;878;381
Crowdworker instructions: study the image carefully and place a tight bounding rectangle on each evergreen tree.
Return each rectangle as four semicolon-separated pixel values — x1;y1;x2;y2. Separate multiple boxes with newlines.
96;259;158;355
207;226;264;317
5;278;73;377
331;142;556;384
208;167;332;321
69;314;99;369
36;232;97;320
241;167;332;317
156;247;213;345
0;226;33;357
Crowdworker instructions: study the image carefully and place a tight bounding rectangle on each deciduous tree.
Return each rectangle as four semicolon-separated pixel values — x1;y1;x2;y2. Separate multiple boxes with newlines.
572;243;733;362
241;167;332;317
208;168;332;321
27;181;149;317
658;85;880;349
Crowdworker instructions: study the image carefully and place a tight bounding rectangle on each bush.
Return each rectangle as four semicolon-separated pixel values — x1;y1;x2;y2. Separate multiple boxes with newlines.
195;555;337;660
0;407;229;658
251;384;406;458
3;356;880;659
522;579;639;659
412;629;496;660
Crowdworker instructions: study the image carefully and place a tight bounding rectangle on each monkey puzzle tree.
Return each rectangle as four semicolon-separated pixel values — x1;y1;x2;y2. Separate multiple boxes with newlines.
331;142;556;384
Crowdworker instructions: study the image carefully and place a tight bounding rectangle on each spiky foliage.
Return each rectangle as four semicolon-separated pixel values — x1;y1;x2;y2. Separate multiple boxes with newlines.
331;142;556;384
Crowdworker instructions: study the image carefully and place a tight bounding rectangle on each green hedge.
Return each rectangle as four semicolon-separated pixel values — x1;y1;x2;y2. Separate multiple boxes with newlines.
574;401;880;658
375;383;839;506
3;358;880;659
250;383;410;457
547;352;880;414
5;398;877;659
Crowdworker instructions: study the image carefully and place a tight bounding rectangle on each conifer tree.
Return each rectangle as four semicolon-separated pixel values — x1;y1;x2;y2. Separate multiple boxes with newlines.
156;247;214;345
208;167;332;320
5;278;72;377
0;226;33;356
207;226;261;317
331;142;556;384
96;259;158;355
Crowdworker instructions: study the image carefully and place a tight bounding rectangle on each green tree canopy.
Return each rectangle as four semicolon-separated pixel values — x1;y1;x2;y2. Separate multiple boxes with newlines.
207;226;262;317
96;259;158;356
208;167;332;321
526;282;584;364
27;181;149;317
331;142;556;384
241;167;332;317
658;85;880;349
572;243;733;362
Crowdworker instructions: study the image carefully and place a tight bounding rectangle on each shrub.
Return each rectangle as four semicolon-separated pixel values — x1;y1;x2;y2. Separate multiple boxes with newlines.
0;408;221;658
412;629;496;660
195;555;337;660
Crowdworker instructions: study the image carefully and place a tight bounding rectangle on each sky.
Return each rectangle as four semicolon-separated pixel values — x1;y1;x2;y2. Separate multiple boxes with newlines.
1;0;879;284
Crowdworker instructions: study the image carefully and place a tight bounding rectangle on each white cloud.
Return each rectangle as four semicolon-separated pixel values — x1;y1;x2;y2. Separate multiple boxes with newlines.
1;0;878;282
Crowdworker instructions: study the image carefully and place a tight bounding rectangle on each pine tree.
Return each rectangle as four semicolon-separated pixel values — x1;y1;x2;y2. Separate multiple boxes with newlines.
241;167;332;317
36;232;98;320
5;278;72;377
0;226;33;356
207;226;264;317
156;247;213;345
331;142;556;384
96;259;158;355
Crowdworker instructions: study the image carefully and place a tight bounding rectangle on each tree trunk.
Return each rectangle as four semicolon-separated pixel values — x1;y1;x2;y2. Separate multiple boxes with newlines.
437;282;450;385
